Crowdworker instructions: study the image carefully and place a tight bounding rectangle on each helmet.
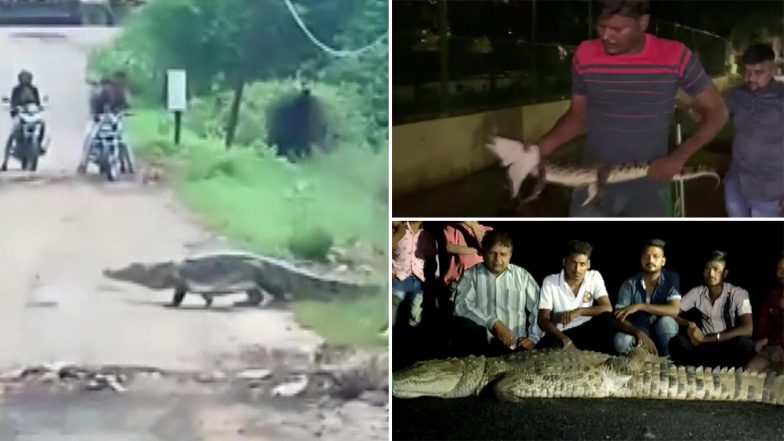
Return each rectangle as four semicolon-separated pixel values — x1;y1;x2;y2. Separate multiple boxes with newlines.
18;70;33;84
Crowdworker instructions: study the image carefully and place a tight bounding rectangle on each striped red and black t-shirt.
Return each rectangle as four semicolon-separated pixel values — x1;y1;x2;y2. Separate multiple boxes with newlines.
572;33;713;165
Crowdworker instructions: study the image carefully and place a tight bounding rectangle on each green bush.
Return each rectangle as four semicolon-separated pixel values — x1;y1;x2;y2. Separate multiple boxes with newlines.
124;108;387;258
287;226;335;262
185;79;379;152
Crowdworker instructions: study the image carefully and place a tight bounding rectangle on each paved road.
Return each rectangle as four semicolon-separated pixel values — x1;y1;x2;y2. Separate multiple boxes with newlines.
0;26;323;372
392;397;784;440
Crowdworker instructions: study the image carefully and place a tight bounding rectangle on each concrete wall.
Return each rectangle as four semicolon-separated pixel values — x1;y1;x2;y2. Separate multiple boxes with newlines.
393;75;733;198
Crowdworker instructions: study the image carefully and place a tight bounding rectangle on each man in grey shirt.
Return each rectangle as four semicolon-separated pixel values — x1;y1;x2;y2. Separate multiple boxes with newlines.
684;44;783;217
669;250;755;368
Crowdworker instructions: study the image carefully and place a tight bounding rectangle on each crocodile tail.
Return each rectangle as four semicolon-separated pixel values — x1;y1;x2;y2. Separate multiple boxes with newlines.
675;166;721;188
521;162;547;204
627;363;784;405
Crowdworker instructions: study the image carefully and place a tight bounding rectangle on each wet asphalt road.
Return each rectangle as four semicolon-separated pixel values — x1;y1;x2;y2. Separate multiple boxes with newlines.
392;397;784;440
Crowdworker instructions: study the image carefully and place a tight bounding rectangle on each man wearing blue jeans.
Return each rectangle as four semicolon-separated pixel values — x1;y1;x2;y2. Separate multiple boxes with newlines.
613;239;681;356
684;44;783;217
390;221;435;330
392;275;424;328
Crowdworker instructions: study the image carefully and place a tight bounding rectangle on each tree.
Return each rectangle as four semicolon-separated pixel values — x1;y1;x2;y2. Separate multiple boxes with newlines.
139;0;319;148
314;0;388;146
109;0;383;150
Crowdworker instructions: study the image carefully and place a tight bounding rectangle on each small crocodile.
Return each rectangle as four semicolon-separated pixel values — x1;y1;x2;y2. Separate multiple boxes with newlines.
103;251;380;307
486;136;720;207
392;348;784;405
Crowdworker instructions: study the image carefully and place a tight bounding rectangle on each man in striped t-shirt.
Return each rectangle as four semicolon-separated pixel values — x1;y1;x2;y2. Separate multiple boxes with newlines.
533;0;728;217
452;229;543;357
669;251;755;368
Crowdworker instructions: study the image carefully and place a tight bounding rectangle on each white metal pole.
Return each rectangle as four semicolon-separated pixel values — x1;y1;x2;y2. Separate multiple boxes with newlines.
676;122;685;217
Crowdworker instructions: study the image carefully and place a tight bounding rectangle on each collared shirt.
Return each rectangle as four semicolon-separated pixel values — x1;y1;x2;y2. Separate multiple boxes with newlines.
680;282;753;334
453;263;543;343
391;222;435;282
756;288;783;347
616;268;682;308
726;80;784;202
442;223;493;285
539;270;609;331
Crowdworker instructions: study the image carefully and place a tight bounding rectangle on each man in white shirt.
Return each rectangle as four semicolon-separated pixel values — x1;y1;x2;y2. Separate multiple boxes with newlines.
452;229;543;357
536;240;653;355
669;250;756;368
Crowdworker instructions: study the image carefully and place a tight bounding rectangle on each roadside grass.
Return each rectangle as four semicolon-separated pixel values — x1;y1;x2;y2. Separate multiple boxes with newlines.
126;109;388;347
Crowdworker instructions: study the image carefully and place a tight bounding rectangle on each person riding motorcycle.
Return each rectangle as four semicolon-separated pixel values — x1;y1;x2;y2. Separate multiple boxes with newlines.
4;70;47;162
78;73;133;174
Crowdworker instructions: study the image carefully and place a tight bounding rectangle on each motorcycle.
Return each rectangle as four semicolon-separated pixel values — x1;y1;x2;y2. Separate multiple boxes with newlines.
0;96;49;172
87;110;130;182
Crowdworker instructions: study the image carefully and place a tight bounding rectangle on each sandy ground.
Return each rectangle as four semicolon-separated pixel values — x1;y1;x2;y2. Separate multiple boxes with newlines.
0;26;389;440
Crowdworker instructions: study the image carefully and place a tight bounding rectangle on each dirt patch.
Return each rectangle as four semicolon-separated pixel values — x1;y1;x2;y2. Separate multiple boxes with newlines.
0;351;389;440
0;343;388;402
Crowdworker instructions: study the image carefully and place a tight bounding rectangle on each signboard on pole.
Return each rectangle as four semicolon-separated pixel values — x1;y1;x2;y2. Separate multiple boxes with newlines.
166;69;187;145
166;69;187;112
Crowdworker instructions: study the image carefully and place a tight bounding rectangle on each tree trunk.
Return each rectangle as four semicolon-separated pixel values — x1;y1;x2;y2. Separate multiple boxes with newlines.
224;74;245;150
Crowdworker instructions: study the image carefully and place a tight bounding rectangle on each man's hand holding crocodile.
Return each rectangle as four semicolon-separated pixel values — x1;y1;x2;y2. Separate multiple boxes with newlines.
652;85;728;181
649;154;688;182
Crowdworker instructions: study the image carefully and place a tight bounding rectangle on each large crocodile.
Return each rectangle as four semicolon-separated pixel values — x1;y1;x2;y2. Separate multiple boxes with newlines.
392;348;784;405
486;136;720;207
103;251;381;307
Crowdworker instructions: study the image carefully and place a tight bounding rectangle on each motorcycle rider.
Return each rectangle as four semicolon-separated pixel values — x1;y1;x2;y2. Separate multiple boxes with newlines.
2;70;47;170
78;72;133;174
111;71;135;174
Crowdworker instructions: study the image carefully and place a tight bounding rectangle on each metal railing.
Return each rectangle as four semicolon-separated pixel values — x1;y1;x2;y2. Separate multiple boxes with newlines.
393;18;730;124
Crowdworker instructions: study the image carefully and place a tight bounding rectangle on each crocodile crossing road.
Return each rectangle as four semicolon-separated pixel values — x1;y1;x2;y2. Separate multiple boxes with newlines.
0;26;323;372
102;251;383;308
393;348;784;405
